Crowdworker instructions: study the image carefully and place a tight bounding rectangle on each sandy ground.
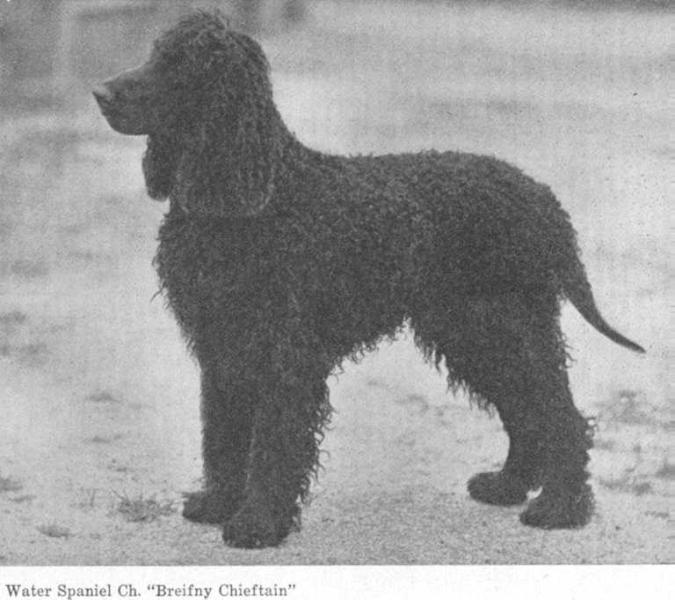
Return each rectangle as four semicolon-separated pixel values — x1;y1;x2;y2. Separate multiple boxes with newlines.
0;1;672;564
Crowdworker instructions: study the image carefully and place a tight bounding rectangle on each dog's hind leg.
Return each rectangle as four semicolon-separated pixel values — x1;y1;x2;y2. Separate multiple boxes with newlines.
516;364;594;529
183;364;254;525
468;409;545;506
496;298;594;529
414;292;593;528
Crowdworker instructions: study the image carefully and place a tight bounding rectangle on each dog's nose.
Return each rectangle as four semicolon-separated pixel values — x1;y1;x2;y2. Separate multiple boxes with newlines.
92;84;114;107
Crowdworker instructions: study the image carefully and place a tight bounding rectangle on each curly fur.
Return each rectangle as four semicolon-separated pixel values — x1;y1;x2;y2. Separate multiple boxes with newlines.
94;11;644;548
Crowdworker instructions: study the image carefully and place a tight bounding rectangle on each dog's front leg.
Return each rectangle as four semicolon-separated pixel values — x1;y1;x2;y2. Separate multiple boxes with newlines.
182;362;256;525
221;350;332;549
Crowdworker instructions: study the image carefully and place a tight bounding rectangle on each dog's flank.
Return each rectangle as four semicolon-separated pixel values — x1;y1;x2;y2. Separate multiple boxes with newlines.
95;10;643;548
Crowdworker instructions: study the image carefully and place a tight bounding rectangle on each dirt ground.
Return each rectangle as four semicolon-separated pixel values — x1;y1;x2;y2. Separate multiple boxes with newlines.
0;1;672;564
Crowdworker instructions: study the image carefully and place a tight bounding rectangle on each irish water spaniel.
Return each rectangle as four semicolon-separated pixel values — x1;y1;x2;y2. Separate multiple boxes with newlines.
94;11;644;548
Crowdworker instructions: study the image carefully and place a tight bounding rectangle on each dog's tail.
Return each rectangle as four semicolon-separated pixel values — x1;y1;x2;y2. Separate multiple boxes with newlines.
559;252;645;354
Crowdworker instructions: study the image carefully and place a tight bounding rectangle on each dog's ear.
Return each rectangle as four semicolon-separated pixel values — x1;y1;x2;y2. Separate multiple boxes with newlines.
142;134;181;200
171;31;282;218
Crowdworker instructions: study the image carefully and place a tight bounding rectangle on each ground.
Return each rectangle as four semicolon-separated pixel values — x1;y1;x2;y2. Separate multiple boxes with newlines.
0;1;672;564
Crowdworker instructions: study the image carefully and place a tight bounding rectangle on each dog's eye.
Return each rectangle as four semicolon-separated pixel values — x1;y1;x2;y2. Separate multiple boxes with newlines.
158;53;186;71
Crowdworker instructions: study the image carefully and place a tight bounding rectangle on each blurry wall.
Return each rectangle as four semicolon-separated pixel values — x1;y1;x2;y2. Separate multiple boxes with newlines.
0;2;59;80
0;0;305;103
63;1;169;84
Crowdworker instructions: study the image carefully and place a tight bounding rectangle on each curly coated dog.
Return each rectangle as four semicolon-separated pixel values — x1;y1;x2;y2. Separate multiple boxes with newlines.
94;11;644;548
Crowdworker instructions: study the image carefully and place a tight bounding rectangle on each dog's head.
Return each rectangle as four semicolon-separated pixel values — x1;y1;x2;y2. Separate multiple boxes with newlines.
93;11;270;136
94;11;282;217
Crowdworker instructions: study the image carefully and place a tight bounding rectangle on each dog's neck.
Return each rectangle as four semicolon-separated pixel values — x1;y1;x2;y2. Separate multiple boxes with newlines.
145;108;313;219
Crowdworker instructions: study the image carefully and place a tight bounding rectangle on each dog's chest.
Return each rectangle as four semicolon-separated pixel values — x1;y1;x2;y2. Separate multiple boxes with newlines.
154;215;281;321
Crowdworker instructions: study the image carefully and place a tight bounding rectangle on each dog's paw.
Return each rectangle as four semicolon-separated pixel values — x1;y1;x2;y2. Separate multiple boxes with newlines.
520;484;593;529
222;503;291;549
182;489;240;524
467;471;529;506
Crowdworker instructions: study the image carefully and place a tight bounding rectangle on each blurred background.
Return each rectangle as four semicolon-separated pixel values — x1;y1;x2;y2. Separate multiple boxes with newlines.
0;0;672;564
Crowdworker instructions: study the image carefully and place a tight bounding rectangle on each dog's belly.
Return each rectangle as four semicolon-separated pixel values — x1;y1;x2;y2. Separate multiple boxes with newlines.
309;264;410;353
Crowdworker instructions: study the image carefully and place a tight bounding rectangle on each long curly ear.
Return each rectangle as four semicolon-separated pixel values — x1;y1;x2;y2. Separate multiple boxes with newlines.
172;31;283;217
142;134;182;200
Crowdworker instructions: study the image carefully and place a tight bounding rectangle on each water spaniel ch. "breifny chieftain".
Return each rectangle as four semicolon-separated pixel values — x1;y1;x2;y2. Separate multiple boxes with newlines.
94;11;644;548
